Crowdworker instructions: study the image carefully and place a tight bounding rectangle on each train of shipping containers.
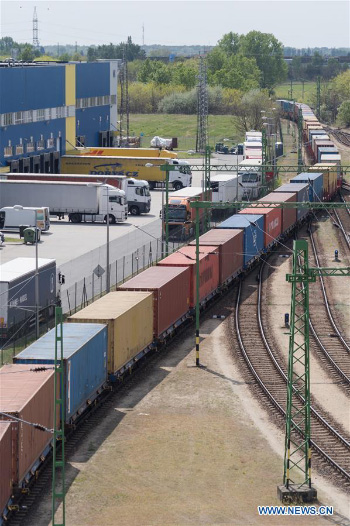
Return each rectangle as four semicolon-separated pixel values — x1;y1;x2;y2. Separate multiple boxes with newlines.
317;147;339;163
68;292;154;379
0;365;58;485
320;154;342;185
189;228;244;285
14;324;108;424
290;173;323;203
308;164;337;200
273;183;309;221
311;133;329;150
0;422;13;521
157;246;220;307
118;266;190;338
313;139;335;158
217;214;264;268
239;207;282;249
258;192;297;233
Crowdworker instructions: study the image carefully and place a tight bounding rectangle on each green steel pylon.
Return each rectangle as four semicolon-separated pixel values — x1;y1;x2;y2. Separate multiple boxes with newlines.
281;239;350;501
297;108;303;172
204;145;211;231
52;307;65;526
261;128;267;195
283;239;313;494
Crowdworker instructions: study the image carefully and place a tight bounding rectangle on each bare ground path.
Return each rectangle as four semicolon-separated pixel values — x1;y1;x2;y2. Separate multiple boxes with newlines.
25;294;349;526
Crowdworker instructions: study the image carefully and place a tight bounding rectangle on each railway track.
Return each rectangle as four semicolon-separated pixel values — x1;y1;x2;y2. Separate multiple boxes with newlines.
233;261;350;488
324;127;350;148
305;226;350;393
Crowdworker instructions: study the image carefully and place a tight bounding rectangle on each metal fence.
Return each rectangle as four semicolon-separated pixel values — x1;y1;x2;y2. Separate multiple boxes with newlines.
0;228;191;361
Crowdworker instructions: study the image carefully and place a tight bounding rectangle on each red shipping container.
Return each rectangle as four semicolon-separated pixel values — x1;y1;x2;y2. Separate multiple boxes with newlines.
0;364;57;484
240;207;282;248
0;422;13;516
258;192;296;233
158;245;220;307
189;228;244;285
118;266;190;337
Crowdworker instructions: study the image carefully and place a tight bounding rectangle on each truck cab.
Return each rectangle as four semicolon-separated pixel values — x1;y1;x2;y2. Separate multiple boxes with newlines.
238;159;262;200
163;187;207;240
127;179;151;215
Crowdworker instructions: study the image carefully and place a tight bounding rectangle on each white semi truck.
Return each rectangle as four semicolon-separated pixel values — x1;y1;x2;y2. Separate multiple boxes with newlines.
5;173;151;216
0;181;128;224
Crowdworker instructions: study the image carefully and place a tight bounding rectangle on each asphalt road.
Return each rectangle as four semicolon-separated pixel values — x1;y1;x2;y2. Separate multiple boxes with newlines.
0;153;244;311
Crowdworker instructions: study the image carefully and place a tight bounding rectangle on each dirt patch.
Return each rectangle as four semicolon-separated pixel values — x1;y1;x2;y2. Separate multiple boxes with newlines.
25;306;348;526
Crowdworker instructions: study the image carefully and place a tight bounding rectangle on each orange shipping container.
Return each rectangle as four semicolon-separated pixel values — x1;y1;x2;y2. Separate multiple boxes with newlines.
189;228;244;285
0;422;13;516
258;192;296;233
0;365;57;484
158;245;220;307
118;266;190;337
239;207;282;248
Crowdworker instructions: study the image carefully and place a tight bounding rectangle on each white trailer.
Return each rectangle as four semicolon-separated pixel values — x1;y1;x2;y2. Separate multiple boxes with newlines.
210;173;244;203
0;181;128;224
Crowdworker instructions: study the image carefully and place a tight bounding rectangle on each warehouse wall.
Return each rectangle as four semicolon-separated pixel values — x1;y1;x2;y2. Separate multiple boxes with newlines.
0;61;118;170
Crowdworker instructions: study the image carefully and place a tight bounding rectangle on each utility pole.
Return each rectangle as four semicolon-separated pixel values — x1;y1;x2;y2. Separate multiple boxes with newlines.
119;45;129;146
196;56;208;153
316;76;321;121
75;41;78;54
290;78;293;101
142;24;145;46
278;238;350;503
33;6;40;48
261;127;267;196
298;107;303;171
52;307;65;526
204;145;211;231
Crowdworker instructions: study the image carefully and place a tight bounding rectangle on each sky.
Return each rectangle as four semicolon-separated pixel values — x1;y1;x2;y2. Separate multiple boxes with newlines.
1;0;349;49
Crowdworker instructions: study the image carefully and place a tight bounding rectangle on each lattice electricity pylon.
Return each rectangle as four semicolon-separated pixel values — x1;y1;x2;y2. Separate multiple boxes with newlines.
195;56;208;153
52;307;65;526
283;239;313;497
279;239;350;502
33;7;40;48
119;47;129;147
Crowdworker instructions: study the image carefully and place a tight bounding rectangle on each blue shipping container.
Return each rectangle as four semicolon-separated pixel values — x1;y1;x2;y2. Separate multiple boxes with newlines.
14;323;107;423
290;173;323;203
274;183;309;221
218;214;264;267
317;147;339;163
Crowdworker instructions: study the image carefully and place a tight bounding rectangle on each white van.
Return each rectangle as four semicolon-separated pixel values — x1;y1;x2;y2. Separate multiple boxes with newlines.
0;206;50;232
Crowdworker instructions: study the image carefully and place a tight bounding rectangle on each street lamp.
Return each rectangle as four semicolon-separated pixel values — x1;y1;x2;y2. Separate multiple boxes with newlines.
88;183;110;292
14;205;39;338
146;162;170;257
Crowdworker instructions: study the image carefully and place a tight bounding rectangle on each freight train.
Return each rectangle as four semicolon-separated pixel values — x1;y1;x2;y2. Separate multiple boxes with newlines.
277;99;342;189
0;131;341;525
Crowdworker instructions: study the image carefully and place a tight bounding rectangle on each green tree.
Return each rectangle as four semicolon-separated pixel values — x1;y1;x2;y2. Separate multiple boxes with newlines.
18;44;35;61
332;70;350;100
58;53;71;62
239;31;287;90
233;89;273;133
211;54;260;91
337;100;350;126
171;60;197;89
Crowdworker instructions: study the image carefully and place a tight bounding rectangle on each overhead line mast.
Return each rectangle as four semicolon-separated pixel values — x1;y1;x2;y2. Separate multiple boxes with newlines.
33;6;40;49
196;56;208;153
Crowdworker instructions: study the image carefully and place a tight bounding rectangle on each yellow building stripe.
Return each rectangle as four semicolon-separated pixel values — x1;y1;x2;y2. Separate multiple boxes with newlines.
65;64;76;151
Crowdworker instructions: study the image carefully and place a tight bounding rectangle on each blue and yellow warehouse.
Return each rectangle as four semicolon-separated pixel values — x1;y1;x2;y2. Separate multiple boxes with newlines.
0;60;120;172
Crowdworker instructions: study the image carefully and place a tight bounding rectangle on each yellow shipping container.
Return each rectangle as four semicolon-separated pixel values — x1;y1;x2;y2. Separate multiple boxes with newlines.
68;291;153;375
309;163;337;199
